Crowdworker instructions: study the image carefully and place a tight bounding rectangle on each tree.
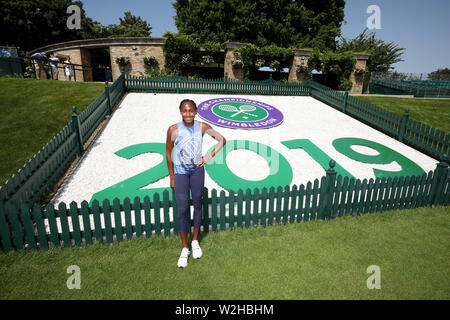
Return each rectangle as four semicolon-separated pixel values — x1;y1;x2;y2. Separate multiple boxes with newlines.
428;68;450;81
0;0;104;52
106;11;152;38
0;2;152;53
337;29;405;73
173;0;345;50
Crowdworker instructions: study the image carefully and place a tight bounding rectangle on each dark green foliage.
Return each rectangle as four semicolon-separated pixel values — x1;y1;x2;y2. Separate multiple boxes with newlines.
337;28;405;73
106;11;152;38
163;32;224;73
0;0;92;51
0;1;151;52
233;44;294;79
308;50;356;90
428;68;450;81
173;0;345;50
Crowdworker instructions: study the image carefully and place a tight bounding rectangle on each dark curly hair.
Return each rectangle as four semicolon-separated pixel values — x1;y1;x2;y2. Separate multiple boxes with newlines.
179;99;197;110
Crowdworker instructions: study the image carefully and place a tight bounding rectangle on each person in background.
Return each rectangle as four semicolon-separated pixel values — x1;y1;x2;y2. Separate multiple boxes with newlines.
105;66;113;82
30;52;47;79
64;57;74;81
49;55;60;80
0;49;11;58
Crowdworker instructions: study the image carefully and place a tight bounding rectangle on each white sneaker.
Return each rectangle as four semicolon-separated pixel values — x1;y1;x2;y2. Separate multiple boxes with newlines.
192;240;203;259
177;248;190;268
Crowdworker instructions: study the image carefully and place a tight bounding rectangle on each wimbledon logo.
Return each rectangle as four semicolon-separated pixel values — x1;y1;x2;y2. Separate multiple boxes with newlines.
197;97;283;129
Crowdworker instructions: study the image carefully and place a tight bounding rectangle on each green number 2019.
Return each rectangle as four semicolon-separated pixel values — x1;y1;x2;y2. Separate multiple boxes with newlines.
89;137;424;204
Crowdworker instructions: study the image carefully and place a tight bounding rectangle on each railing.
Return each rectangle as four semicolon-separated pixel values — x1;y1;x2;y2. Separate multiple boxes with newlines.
1;159;448;252
0;57;24;77
370;78;450;98
309;80;449;160
125;72;310;96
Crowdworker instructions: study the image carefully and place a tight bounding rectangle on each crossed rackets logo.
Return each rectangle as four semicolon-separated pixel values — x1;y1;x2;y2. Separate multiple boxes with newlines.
213;102;267;121
218;104;259;118
198;97;283;129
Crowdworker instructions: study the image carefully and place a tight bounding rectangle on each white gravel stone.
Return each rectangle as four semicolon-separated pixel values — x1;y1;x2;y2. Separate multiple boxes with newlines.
51;92;437;207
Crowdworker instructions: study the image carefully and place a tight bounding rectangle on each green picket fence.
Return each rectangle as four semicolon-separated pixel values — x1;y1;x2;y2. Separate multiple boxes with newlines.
125;73;310;96
1;159;448;252
370;78;450;98
0;122;78;206
309;80;449;160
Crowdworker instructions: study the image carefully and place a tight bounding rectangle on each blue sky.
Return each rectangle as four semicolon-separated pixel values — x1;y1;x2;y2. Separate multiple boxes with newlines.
80;0;450;75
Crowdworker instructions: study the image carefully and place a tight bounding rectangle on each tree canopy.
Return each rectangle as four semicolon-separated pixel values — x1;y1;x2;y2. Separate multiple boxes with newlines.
336;29;405;73
105;11;152;38
173;0;345;50
428;68;450;81
1;0;87;52
0;1;152;52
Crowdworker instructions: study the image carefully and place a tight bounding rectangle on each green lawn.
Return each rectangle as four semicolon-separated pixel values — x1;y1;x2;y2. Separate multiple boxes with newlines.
0;206;448;300
0;77;104;185
357;95;450;134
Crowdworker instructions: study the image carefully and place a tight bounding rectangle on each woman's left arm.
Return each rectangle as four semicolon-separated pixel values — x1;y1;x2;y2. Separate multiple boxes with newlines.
197;122;227;166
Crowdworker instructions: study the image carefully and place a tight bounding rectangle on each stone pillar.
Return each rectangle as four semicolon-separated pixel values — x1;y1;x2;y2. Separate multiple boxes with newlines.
223;41;247;81
350;53;371;94
288;49;313;83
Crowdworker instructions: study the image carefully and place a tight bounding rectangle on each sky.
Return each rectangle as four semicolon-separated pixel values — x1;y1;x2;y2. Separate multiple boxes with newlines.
80;0;450;75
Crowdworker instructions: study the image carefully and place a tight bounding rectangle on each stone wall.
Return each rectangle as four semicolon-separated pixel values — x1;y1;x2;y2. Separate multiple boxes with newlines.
48;48;86;81
31;38;165;82
32;38;370;91
109;44;165;81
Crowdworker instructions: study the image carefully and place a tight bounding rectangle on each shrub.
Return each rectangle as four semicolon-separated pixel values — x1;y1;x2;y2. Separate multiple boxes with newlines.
143;56;159;68
115;56;130;65
296;64;308;73
181;53;193;65
308;49;356;90
232;59;244;68
233;44;294;79
354;67;366;76
255;59;265;68
163;32;223;73
269;60;281;70
201;55;214;65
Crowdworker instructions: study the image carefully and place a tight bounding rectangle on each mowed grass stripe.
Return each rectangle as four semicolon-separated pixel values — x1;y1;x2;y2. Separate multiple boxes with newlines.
0;78;104;184
357;95;450;134
0;206;448;300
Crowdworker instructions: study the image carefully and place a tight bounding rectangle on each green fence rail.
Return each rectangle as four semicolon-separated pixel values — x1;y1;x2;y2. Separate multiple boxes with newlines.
0;57;23;77
309;80;449;160
370;78;450;98
1;159;448;252
125;72;310;96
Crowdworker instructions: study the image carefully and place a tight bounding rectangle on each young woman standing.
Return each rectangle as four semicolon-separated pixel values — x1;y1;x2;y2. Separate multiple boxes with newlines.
166;99;226;268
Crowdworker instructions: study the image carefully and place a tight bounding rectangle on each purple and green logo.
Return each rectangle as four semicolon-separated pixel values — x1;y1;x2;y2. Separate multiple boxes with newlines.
197;97;284;129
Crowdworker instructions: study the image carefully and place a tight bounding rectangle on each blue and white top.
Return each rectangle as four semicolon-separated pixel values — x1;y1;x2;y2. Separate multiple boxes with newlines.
174;120;203;174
